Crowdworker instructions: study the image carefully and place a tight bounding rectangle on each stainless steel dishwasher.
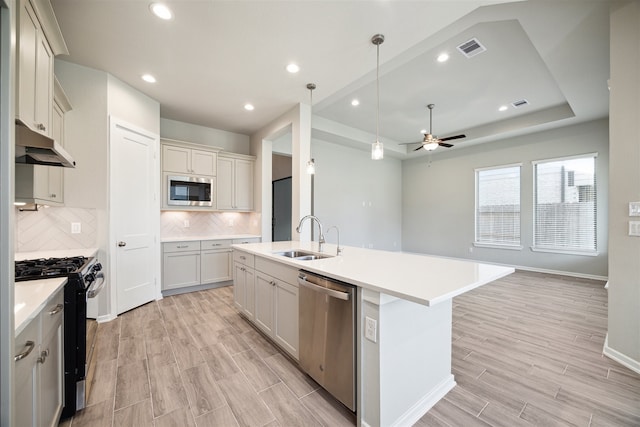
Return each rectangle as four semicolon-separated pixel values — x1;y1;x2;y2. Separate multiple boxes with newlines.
298;270;356;411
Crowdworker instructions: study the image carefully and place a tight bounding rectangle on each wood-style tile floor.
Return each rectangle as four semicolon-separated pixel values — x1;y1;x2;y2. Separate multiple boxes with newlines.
59;271;640;427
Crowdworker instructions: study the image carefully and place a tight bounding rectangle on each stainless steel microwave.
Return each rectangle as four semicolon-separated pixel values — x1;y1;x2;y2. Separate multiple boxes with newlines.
167;175;214;207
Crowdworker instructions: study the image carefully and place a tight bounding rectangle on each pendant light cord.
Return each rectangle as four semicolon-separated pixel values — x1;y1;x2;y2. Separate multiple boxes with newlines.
376;42;380;142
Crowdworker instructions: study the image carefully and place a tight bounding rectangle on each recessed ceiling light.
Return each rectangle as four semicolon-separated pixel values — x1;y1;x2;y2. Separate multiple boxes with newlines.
149;3;173;20
437;53;449;63
498;105;508;112
351;99;360;106
286;63;300;73
244;103;255;111
142;74;156;83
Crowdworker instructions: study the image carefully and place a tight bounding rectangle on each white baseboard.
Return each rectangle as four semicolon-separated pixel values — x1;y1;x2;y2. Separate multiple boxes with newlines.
391;375;456;427
511;264;607;281
603;333;640;375
95;313;116;323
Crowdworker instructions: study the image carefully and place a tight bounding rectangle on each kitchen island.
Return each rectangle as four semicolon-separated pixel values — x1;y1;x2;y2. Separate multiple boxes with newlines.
232;241;514;427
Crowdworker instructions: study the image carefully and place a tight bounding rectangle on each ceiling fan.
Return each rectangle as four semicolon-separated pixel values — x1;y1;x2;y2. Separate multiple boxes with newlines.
402;104;466;152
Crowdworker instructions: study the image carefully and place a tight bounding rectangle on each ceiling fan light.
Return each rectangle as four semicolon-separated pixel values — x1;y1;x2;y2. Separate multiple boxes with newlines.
372;141;384;160
424;141;439;151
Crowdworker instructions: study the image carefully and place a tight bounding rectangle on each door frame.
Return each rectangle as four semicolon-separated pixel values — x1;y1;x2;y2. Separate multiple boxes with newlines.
108;116;160;319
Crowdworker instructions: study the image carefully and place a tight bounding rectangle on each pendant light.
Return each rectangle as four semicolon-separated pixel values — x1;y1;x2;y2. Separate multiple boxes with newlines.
306;83;316;175
371;34;385;160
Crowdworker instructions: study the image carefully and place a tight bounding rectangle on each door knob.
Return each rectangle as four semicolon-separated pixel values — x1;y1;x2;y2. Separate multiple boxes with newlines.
118;241;126;247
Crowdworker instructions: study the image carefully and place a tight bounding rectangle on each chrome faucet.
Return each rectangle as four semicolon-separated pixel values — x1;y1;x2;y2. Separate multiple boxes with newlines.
296;215;325;252
326;226;342;256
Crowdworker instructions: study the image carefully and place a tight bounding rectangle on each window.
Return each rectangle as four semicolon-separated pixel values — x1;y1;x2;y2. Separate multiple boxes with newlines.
533;154;597;254
475;165;521;247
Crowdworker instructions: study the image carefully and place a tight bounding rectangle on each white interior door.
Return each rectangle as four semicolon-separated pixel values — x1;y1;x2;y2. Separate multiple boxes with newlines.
110;117;159;315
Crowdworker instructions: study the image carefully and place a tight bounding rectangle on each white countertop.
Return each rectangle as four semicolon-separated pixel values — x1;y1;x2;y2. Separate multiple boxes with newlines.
232;241;514;307
161;234;261;243
15;248;99;334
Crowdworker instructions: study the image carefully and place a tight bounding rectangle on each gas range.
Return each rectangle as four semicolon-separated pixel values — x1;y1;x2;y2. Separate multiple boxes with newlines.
15;256;92;282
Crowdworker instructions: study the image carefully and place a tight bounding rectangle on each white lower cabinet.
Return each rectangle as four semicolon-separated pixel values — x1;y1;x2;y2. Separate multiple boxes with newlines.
162;241;201;290
14;287;64;427
163;239;247;292
236;253;299;359
233;250;255;318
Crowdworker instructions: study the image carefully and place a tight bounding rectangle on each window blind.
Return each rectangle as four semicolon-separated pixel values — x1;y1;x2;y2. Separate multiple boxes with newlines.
533;155;596;254
475;165;521;246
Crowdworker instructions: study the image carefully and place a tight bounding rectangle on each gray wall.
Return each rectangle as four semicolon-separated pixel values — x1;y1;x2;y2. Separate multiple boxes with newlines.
313;139;402;251
161;117;250;154
402;119;609;278
607;0;640;368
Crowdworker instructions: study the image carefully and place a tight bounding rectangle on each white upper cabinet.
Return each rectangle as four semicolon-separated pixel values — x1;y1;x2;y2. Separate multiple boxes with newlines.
16;0;68;136
217;154;254;211
162;143;217;176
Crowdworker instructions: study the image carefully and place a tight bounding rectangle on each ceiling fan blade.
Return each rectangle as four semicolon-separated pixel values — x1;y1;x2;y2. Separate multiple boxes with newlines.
413;145;425;152
438;142;454;148
438;134;466;142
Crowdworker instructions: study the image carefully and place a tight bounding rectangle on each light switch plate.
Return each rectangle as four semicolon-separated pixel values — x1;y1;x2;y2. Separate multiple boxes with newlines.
71;223;81;234
630;202;640;216
365;316;377;343
629;221;640;237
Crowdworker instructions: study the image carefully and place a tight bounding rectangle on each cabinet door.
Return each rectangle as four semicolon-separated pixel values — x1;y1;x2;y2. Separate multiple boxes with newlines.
243;268;255;319
233;261;245;311
274;280;299;359
217;156;234;209
201;250;232;284
191;149;217;176
17;0;38;131
162;145;191;174
162;251;201;290
254;272;275;335
39;318;63;427
234;159;254;210
15;320;38;427
34;31;53;135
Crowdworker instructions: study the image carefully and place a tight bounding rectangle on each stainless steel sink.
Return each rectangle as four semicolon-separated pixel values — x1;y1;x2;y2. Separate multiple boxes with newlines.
273;250;333;261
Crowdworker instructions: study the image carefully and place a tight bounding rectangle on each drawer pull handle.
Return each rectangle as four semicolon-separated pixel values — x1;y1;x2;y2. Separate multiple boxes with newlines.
48;304;63;315
118;241;127;247
240;256;246;260
14;341;35;361
176;245;188;248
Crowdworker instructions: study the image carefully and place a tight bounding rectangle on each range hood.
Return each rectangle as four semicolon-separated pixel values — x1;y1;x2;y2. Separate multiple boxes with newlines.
15;119;76;168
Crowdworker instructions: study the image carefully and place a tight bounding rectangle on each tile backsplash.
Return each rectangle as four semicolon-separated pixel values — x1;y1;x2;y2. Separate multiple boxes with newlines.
15;207;98;253
161;211;261;238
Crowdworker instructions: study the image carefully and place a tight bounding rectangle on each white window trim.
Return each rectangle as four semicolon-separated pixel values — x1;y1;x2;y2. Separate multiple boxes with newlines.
532;153;598;255
475;163;522;247
473;242;523;251
530;247;599;257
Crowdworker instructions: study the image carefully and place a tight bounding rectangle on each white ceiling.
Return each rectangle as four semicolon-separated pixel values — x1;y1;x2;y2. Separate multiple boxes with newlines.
50;0;610;159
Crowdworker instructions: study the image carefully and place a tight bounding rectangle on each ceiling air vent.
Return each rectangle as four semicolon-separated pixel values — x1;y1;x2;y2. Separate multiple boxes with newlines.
511;99;529;108
457;38;486;58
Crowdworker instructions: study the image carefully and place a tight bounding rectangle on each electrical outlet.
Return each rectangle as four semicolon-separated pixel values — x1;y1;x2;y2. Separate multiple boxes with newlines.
630;202;640;217
183;220;190;228
71;223;81;234
365;316;377;343
629;221;640;236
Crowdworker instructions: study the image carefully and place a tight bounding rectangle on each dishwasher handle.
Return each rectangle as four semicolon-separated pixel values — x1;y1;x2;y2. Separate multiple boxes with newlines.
298;273;351;301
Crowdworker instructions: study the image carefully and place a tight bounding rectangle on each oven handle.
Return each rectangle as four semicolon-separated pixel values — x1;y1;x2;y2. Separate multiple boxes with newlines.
87;272;105;299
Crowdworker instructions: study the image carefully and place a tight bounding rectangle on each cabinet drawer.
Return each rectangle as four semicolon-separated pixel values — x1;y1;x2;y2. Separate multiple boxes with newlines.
40;287;64;340
163;241;201;253
233;250;254;267
201;239;232;250
233;237;260;245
